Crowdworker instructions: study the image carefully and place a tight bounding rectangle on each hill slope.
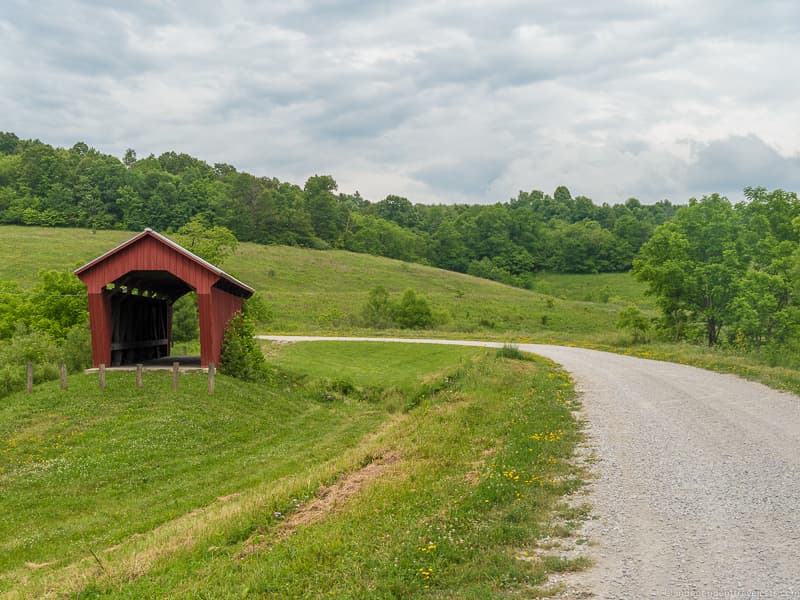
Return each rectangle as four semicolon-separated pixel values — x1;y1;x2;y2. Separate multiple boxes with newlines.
0;225;646;342
0;343;583;597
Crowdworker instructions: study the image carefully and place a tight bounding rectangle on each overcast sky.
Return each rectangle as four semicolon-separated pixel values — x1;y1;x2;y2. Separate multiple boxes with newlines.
1;1;799;204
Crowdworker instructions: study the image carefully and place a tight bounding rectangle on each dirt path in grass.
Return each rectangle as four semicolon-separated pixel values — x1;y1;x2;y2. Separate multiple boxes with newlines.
259;336;800;597
237;452;400;559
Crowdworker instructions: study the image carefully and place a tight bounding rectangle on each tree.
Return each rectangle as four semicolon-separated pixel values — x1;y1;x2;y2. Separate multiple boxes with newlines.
429;220;470;272
634;195;742;345
304;175;343;244
76;181;112;232
547;220;632;273
0;132;19;155
554;185;572;203
374;195;419;228
613;213;653;252
116;185;148;230
343;214;423;262
175;216;239;264
28;270;88;339
123;148;137;168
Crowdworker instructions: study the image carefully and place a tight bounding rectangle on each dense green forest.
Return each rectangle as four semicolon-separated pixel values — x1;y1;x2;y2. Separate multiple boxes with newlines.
0;131;677;283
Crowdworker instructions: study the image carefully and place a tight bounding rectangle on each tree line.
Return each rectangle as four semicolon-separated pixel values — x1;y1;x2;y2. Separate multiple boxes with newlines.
0;132;677;282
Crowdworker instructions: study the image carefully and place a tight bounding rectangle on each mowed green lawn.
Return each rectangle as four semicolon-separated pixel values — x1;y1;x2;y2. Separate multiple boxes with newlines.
1;342;584;598
268;341;485;388
0;225;646;343
0;369;386;590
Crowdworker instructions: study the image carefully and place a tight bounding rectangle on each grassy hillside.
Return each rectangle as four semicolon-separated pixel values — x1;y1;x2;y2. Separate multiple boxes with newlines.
0;368;382;584
2;225;795;393
531;271;655;309
1;342;585;598
0;225;647;343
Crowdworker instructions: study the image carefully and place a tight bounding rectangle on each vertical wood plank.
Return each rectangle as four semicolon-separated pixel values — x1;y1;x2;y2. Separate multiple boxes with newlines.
136;364;143;388
208;363;215;395
172;362;180;391
99;364;106;390
26;362;33;393
60;363;68;390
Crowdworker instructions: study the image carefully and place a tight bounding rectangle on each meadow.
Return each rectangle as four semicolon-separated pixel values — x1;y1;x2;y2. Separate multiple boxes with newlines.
0;225;637;344
2;224;797;395
0;342;585;598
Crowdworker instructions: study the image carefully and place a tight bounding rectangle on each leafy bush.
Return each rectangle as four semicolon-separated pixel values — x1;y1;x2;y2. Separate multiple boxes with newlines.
28;270;88;338
0;331;62;398
617;306;651;344
362;286;394;328
0;330;61;367
0;363;24;398
0;271;86;341
393;289;434;329
0;281;26;339
361;287;435;329
220;312;269;381
62;323;92;372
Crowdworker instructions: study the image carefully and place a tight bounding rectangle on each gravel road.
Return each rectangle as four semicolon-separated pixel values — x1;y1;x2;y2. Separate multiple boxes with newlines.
258;336;800;598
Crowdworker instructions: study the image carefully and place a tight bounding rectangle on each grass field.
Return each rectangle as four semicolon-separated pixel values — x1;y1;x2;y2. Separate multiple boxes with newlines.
530;272;656;309
0;225;643;343
2;224;798;391
268;341;484;388
0;342;584;598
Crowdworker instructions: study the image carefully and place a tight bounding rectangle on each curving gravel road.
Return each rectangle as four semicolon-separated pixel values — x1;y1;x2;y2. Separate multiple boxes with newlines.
258;336;800;598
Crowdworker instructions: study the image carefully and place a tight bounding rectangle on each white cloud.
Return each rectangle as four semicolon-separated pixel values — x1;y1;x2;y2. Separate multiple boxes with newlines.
1;0;799;204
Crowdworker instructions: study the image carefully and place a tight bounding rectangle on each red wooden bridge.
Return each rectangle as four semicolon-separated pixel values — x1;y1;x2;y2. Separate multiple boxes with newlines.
75;229;253;368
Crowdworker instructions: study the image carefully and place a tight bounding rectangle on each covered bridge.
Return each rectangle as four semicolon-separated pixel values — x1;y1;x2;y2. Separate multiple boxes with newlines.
75;229;254;368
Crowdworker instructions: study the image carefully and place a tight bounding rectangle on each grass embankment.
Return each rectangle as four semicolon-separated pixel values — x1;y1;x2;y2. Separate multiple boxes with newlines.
1;342;584;598
267;341;482;387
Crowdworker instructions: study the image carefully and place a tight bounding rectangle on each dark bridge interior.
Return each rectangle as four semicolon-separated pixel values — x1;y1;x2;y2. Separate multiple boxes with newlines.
108;270;193;366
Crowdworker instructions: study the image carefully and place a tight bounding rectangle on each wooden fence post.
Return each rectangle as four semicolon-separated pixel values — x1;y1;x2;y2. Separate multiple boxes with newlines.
99;364;106;390
136;364;143;389
26;362;33;393
172;362;180;391
60;363;68;390
208;363;215;395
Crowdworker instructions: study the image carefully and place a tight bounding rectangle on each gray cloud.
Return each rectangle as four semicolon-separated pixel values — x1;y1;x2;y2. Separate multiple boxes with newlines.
1;0;799;204
686;135;800;197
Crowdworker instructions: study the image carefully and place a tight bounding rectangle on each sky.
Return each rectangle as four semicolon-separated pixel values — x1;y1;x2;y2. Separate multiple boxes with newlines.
1;0;799;205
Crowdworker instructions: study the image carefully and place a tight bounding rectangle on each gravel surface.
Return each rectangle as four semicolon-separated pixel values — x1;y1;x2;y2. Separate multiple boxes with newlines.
259;336;800;598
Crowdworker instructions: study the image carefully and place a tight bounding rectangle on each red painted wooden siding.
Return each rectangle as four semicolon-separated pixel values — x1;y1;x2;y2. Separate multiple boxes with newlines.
76;232;251;368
